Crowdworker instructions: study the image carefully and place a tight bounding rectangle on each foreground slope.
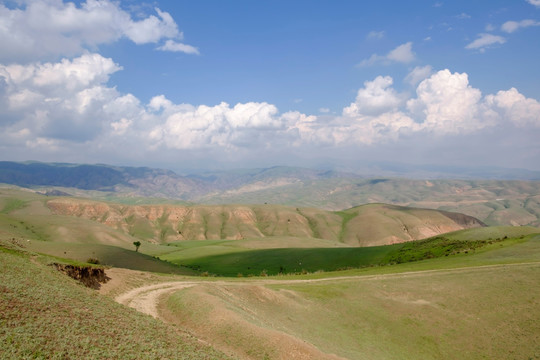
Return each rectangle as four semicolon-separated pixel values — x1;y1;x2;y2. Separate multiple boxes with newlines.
114;231;540;360
1;195;539;359
0;241;228;359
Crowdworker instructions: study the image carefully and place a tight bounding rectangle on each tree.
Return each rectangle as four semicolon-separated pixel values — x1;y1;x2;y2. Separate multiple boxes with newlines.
133;241;141;252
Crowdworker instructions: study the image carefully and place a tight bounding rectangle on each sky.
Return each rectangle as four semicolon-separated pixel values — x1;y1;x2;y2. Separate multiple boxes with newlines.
1;0;540;173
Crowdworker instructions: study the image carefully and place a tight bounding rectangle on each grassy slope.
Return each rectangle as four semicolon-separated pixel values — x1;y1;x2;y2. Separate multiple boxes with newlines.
0;243;228;359
1;187;536;279
0;189;196;274
161;226;540;277
44;195;483;246
165;235;540;360
1;188;539;359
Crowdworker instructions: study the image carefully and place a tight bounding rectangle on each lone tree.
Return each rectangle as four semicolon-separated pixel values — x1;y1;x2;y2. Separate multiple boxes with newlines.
133;241;141;252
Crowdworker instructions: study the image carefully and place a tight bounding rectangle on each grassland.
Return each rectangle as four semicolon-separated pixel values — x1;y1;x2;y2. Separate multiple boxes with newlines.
158;234;540;359
0;241;228;359
0;187;536;278
1;186;540;359
160;226;539;277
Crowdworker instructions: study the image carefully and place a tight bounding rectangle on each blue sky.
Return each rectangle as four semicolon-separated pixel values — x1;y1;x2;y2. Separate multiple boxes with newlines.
1;0;539;172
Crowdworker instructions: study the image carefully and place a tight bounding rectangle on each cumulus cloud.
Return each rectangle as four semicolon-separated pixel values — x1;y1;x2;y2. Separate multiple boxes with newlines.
465;33;506;51
406;70;489;134
1;53;539;167
0;0;196;62
0;53;125;141
343;76;405;116
485;88;540;127
319;70;539;147
149;101;299;150
527;0;540;7
358;42;415;66
501;19;540;33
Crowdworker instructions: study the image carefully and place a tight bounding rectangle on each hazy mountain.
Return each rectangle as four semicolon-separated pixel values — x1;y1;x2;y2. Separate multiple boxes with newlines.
0;161;206;200
1;161;539;227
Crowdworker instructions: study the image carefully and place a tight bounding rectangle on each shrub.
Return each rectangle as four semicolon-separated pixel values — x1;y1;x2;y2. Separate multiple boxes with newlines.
87;258;100;264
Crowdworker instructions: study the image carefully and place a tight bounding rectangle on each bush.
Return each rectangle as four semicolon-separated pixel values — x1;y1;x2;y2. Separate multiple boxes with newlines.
87;257;100;264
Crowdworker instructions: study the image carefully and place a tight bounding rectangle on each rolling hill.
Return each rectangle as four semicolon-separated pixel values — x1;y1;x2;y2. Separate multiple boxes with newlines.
45;197;484;246
1;182;539;359
2;225;538;359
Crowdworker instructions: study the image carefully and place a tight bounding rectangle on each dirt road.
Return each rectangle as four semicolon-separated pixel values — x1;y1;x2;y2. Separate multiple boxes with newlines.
113;261;540;319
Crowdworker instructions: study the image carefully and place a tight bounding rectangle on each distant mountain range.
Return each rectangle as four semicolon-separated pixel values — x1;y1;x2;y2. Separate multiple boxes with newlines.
1;161;539;227
0;161;361;200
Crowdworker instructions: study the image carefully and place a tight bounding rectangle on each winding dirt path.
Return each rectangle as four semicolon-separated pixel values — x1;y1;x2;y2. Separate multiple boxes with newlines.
111;261;540;359
115;281;198;318
114;261;540;319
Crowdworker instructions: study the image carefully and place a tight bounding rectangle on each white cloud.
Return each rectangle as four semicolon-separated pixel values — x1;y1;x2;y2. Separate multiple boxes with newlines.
465;33;506;51
343;76;405;116
150;101;289;150
485;88;540;127
157;40;200;54
358;42;415;66
0;1;194;62
527;0;540;7
405;65;433;86
407;70;488;134
148;95;173;112
501;19;540;33
111;118;132;135
1;54;539;167
124;8;180;44
0;53;124;140
319;108;330;113
387;42;415;63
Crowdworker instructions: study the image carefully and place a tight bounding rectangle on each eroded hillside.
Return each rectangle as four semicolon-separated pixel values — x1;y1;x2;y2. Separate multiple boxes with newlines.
47;199;484;246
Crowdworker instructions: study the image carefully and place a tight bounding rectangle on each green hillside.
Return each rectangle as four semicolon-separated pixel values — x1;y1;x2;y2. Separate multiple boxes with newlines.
0;241;228;359
161;226;539;277
162;234;540;359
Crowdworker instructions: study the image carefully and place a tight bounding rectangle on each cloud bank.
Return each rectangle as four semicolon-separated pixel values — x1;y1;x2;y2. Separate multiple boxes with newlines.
1;52;539;168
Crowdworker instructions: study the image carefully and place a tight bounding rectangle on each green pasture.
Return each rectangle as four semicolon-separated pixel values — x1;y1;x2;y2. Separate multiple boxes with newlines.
161;226;540;277
165;235;540;359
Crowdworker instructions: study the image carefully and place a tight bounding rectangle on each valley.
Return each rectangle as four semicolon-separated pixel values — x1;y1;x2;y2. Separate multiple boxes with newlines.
1;167;539;359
